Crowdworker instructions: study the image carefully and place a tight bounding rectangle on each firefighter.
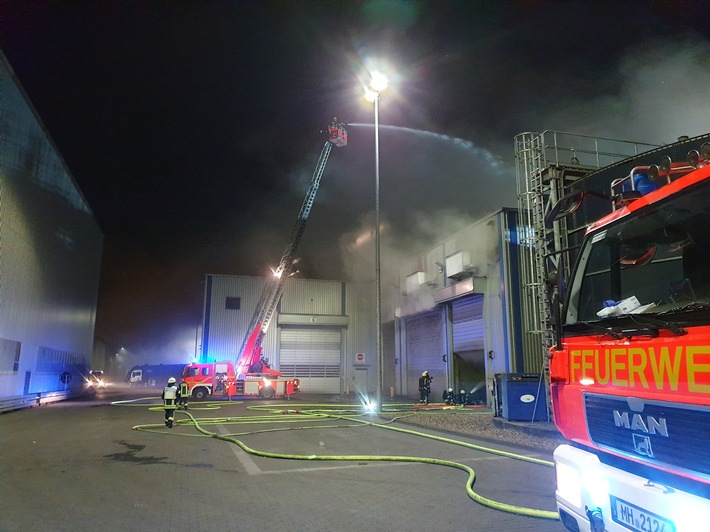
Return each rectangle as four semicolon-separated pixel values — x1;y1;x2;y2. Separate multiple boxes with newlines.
418;371;432;404
161;377;180;428
455;389;466;405
178;377;190;410
443;388;454;405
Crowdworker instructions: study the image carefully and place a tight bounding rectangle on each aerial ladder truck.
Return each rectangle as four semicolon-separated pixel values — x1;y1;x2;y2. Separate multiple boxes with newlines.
183;120;347;400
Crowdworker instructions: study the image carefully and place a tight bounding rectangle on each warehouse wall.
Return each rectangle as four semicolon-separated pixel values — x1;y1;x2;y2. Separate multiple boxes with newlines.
0;52;103;397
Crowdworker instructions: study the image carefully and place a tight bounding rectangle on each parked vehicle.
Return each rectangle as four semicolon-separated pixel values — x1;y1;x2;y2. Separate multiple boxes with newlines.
125;364;185;388
86;369;108;389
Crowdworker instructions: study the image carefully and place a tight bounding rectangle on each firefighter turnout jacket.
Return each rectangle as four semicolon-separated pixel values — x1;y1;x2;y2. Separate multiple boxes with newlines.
162;383;180;407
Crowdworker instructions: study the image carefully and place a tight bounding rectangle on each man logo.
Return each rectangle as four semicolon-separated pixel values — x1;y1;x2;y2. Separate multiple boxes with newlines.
613;410;669;437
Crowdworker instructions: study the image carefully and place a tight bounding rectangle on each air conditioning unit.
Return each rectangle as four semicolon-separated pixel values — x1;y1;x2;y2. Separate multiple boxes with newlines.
446;251;474;281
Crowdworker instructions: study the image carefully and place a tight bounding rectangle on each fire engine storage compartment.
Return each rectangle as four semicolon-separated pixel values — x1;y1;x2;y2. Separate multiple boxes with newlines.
496;373;547;421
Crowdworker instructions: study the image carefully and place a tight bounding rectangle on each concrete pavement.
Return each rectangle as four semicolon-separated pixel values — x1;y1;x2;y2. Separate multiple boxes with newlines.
0;389;562;532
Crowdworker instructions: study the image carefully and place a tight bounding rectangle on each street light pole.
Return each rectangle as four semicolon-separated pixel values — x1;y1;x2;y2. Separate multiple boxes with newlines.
365;70;387;413
374;91;383;413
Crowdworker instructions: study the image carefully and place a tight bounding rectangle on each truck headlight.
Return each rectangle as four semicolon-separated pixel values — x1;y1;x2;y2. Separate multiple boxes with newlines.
582;464;609;509
556;461;582;508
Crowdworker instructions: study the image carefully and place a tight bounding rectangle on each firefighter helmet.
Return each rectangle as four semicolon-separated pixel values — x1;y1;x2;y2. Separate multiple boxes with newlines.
422;371;428;376
168;377;176;384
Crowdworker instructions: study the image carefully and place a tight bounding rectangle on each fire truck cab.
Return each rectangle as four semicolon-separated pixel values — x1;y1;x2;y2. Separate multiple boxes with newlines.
549;142;710;532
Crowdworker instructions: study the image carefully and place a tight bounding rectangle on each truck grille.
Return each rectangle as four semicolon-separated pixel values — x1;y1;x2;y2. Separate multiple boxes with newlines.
585;393;710;480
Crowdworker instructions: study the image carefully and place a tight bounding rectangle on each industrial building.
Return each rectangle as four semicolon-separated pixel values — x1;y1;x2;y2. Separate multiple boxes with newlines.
0;51;103;398
392;208;523;407
200;208;526;406
200;274;376;395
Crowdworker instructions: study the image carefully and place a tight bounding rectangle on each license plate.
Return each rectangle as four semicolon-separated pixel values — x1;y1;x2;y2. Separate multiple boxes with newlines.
610;495;675;532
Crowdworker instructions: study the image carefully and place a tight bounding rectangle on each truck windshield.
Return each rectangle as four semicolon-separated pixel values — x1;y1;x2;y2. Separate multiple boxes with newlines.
565;181;710;324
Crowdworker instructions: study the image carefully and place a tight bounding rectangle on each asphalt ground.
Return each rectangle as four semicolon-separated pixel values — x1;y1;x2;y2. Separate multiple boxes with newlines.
0;388;562;532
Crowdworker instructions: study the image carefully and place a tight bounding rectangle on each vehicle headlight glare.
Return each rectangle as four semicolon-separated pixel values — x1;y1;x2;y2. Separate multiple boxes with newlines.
669;498;710;531
582;465;609;509
556;462;582;508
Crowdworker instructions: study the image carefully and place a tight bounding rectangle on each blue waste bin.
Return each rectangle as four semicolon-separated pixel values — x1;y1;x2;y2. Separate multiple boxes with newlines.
500;373;548;421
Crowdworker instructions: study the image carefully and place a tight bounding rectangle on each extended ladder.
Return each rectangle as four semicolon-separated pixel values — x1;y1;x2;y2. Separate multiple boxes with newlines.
236;121;347;372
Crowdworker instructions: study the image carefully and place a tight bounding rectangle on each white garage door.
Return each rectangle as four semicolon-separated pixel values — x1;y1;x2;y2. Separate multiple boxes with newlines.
279;327;342;394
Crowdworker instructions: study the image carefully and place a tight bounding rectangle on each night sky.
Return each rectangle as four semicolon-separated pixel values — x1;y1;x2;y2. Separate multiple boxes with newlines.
2;1;710;364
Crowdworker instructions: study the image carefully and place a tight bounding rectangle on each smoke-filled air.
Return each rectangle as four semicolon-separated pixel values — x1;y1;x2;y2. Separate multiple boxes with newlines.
4;2;710;362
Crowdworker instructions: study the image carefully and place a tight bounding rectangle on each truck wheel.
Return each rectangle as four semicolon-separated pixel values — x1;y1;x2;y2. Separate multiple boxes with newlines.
259;387;275;400
193;388;208;401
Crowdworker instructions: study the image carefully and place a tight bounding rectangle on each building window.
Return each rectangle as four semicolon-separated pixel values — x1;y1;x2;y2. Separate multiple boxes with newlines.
0;338;22;373
225;296;240;310
13;343;20;372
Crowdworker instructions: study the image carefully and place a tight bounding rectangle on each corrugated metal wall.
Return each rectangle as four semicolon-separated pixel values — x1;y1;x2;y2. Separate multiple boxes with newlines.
202;275;278;365
280;278;343;315
0;52;103;397
343;280;376;395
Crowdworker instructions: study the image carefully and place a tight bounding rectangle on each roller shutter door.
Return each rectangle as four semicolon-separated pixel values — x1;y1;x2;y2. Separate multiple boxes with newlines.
279;328;342;394
405;309;446;397
452;295;484;352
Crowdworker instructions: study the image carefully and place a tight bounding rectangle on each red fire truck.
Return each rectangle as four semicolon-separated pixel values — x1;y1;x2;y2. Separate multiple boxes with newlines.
548;142;710;531
182;360;299;400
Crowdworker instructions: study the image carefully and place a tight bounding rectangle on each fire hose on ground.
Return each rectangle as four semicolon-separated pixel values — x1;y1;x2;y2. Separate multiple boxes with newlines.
113;399;559;521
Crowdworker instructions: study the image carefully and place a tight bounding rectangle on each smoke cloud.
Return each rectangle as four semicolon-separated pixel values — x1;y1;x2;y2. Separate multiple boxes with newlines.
535;37;710;145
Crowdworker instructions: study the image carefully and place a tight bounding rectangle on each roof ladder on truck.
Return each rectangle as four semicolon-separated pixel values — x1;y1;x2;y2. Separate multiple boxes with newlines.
236;119;348;378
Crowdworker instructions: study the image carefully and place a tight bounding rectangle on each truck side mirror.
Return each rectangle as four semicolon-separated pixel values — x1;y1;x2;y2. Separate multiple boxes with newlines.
546;190;611;227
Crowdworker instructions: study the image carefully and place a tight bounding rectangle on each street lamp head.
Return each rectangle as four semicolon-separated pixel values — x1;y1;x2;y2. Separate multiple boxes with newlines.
369;70;389;93
363;70;389;102
363;86;379;103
